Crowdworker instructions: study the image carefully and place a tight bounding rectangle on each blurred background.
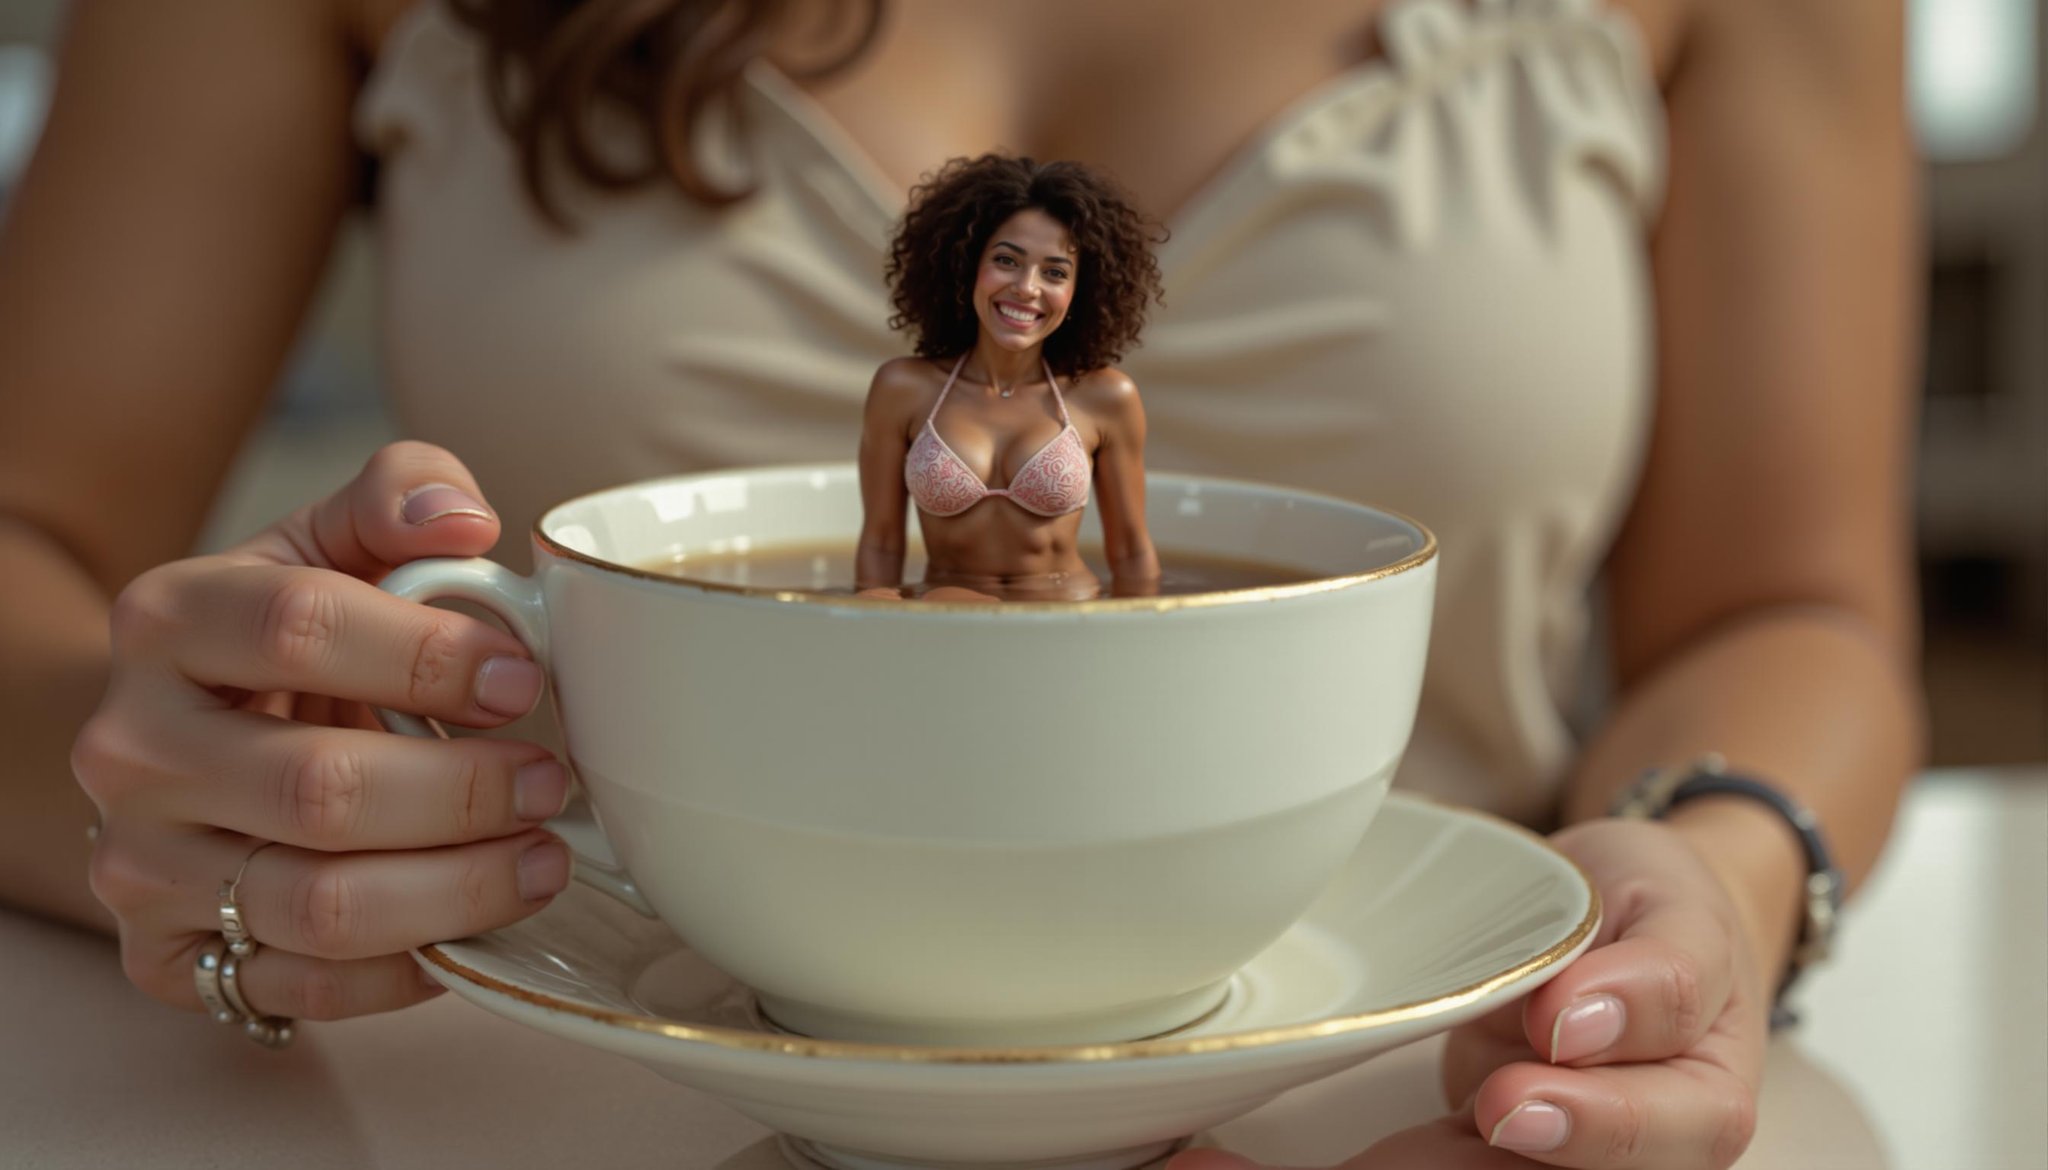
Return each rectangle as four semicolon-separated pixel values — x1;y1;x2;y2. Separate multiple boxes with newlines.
1;0;2042;766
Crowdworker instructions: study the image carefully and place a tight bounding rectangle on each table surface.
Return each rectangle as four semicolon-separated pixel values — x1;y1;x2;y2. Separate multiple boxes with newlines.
3;768;2042;1170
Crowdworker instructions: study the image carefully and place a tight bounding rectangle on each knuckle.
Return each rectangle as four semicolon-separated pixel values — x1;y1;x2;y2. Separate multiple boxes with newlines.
279;737;369;847
1609;876;1661;923
282;964;351;1022
455;856;493;924
69;714;134;806
451;751;492;837
86;842;161;917
375;439;456;474
258;575;344;676
108;565;185;652
1660;945;1708;1041
83;847;124;914
1603;1091;1649;1163
1711;1092;1759;1167
405;618;467;711
290;866;365;958
120;946;181;1009
67;715;110;790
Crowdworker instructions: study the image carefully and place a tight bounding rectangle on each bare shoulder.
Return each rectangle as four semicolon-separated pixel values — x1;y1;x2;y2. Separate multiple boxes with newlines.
1597;0;1893;88
1714;0;1901;35
1064;367;1144;447
871;355;943;395
1067;366;1141;413
1665;0;1906;143
864;355;943;421
1691;0;1903;77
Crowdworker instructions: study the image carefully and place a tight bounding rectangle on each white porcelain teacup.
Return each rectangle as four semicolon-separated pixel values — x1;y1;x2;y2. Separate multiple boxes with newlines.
377;464;1435;1046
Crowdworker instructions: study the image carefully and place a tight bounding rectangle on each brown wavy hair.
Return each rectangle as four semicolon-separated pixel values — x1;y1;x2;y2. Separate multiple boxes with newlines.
887;155;1165;377
448;0;885;225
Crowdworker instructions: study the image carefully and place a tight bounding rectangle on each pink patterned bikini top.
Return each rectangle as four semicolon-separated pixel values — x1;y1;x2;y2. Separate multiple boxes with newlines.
904;354;1092;518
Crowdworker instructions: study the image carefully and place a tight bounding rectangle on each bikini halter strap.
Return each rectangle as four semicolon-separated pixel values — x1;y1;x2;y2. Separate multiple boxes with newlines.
925;354;1071;425
1042;359;1072;426
924;353;970;425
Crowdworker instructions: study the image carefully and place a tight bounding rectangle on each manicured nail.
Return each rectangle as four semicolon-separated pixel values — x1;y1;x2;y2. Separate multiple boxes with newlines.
1489;1101;1570;1153
475;656;543;717
514;760;570;821
401;483;493;525
517;840;571;902
1551;993;1626;1063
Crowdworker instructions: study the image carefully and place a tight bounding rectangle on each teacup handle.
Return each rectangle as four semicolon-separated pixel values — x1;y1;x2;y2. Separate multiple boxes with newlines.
374;557;658;919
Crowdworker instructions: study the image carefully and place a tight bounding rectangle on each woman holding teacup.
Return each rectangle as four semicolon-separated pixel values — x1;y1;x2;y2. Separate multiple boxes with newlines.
1;0;1918;1167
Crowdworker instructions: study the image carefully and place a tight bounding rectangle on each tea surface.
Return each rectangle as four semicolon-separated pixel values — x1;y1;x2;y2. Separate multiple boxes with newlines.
632;543;1309;599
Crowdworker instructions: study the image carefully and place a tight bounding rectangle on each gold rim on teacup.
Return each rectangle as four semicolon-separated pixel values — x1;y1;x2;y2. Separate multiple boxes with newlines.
418;805;1598;1064
530;465;1439;614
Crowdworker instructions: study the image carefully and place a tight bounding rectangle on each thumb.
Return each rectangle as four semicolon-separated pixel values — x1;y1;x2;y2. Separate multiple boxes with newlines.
234;440;502;578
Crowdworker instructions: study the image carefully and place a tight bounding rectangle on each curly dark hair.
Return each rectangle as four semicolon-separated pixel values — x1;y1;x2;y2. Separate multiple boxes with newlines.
886;155;1166;378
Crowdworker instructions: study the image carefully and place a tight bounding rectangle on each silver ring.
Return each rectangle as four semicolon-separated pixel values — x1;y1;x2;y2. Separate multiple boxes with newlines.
245;1018;295;1049
218;840;276;958
192;940;242;1026
218;949;256;1019
219;951;295;1050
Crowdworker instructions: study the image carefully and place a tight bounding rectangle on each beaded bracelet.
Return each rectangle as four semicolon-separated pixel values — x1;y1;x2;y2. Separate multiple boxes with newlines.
1612;754;1843;1030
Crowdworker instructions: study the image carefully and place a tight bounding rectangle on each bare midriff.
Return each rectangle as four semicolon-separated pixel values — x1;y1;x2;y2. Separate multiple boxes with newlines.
917;506;1098;598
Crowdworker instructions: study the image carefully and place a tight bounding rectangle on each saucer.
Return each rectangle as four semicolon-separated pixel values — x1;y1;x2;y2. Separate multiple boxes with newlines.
419;794;1598;1170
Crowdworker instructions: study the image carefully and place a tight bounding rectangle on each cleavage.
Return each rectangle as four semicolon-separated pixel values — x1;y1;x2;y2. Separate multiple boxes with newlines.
770;0;1394;227
935;404;1066;490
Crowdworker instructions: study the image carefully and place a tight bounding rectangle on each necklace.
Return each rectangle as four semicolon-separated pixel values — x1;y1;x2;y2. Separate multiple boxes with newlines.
973;361;1019;397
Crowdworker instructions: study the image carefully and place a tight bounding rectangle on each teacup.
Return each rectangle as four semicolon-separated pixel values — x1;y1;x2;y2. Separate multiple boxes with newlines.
377;463;1435;1046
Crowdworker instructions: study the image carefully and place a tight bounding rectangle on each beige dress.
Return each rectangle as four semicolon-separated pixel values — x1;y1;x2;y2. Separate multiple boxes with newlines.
357;0;1664;825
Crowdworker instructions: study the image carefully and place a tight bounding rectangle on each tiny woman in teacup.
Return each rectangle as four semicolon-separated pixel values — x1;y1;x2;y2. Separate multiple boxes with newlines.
853;154;1165;602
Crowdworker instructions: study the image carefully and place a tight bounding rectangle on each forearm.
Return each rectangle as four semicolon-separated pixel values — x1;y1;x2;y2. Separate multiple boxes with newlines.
0;516;118;933
854;536;906;591
1108;549;1159;592
1104;526;1159;586
1562;606;1923;985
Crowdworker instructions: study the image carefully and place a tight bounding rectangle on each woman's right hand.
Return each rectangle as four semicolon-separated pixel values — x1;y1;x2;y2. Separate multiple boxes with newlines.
71;441;574;1026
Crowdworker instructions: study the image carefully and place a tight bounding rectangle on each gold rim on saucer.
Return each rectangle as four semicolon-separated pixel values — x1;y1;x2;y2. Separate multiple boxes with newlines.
529;466;1438;614
419;803;1598;1064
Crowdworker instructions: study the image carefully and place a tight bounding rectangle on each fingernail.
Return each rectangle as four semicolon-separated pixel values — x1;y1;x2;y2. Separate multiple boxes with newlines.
1489;1101;1570;1153
475;656;543;717
1551;993;1626;1063
401;483;493;526
517;840;571;902
514;760;570;821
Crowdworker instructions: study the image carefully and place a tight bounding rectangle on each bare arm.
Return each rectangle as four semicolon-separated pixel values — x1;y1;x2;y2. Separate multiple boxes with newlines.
853;359;922;593
1565;0;1923;989
0;0;366;927
1079;369;1160;594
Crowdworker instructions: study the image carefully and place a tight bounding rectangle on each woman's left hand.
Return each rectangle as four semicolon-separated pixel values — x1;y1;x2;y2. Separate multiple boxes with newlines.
1171;817;1771;1169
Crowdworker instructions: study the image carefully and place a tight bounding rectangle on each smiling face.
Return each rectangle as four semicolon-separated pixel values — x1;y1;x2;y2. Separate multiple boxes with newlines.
972;208;1078;354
